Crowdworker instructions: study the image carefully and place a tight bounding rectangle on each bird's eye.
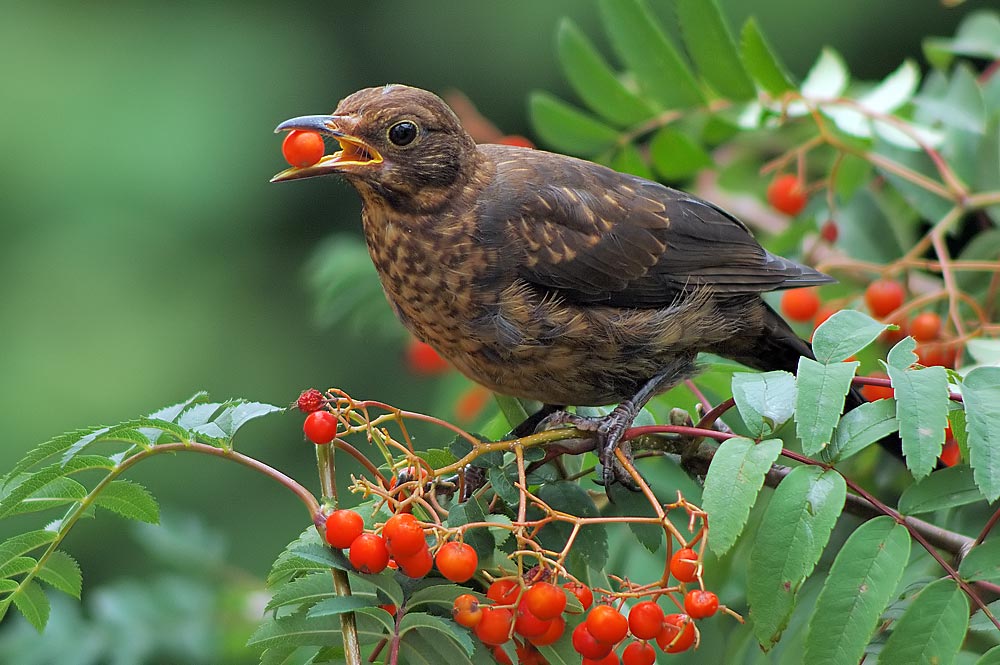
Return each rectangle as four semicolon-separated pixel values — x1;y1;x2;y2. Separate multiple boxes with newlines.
388;121;418;146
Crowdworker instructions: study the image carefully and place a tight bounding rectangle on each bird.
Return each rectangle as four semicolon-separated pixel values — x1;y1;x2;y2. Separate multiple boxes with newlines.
271;84;868;489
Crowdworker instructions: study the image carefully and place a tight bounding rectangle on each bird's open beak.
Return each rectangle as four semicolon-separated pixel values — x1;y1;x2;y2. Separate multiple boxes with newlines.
270;114;383;182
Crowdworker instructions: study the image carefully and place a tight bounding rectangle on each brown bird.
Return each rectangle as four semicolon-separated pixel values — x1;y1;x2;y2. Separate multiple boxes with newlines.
272;84;853;488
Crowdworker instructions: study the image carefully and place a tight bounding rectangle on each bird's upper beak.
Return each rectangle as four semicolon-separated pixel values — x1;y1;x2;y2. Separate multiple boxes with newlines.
270;114;382;182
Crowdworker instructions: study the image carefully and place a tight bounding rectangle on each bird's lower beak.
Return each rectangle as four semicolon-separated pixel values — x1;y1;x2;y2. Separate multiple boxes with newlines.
270;114;382;182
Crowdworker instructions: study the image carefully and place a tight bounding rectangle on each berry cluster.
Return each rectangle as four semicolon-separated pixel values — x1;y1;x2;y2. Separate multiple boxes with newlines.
448;547;721;664
324;509;478;581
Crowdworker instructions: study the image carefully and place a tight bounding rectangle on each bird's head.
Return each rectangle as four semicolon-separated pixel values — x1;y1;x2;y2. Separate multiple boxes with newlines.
271;85;477;211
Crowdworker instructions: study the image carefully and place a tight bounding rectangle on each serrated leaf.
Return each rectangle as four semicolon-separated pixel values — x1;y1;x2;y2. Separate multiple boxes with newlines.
289;542;350;572
964;367;1000;501
827;399;899;462
648;126;712;180
804;516;911;665
355;570;404;607
877;578;967;665
813;310;889;363
488;467;519;506
529;92;620;156
485;514;513;548
415;448;457;470
306;595;372;618
739;17;794;95
407;584;479;612
354;606;396;635
748;467;846;649
93;479;160;523
676;0;755;100
10;579;49;632
7;476;88;516
535;482;606;575
446;497;494;561
266;572;337;611
795;358;858;455
0;531;57;568
35;550;81;599
899;464;986;515
399;630;476;665
210;400;282;440
597;0;704;109
0;579;18;595
0;456;115;518
0;556;37;578
703;438;782;556
731;371;797;438
556;18;656;127
246;612;344;650
887;364;950;480
977;646;1000;665
959;538;1000;583
398;612;475;656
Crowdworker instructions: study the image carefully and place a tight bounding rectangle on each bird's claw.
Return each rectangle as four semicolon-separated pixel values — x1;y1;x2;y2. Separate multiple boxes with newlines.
540;409;641;495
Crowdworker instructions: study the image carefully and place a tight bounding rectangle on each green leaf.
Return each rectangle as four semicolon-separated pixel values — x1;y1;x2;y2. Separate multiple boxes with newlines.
833;153;874;202
799;48;849;101
355;606;396;635
5;476;87;516
0;456;115;518
977;645;1000;665
607;483;662;553
813;310;889;363
610;142;653;179
795;358;858;456
702;438;782;556
306;595;372;618
10;579;49;632
399;630;476;665
209;400;282;441
898;465;985;515
556;18;656;127
446;497;494;561
407;584;480;612
739;17;794;95
535;481;606;575
266;572;337;611
597;0;704;109
877;578;968;665
356;570;404;607
964;367;1000;501
874;136;954;222
529;92;620;156
676;0;755;100
731;371;797;438
887;364;950;480
0;556;37;578
398;612;475;656
488;466;519;506
822;61;921;142
748;467;846;649
93;479;160;523
35;550;81;599
246;612;344;650
923;10;1000;68
969;599;1000;635
827;399;899;462
0;531;57;568
804;517;911;664
959;538;1000;583
648;126;712;180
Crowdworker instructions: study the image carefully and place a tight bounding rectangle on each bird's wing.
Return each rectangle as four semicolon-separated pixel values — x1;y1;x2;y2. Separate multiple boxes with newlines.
478;145;831;307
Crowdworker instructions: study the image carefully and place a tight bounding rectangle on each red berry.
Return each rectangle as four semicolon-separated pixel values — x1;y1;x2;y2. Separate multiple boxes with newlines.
767;174;808;216
497;135;535;149
396;544;433;578
524;582;566;621
586;605;629;645
324;509;364;549
622;641;656;665
865;279;905;318
684;589;719;619
582;652;620;665
917;342;957;368
814;305;837;329
563;581;594;611
383;513;425;558
406;339;450;375
910;312;942;342
379;603;397;615
941;439;960;467
455;385;492;422
487;579;521;606
348;533;390;574
781;288;821;322
281;130;325;168
303;410;338;444
669;547;699;583
628;601;665;640
860;373;894;401
514;603;552;639
474;606;514;646
820;219;839;243
296;388;325;413
435;542;478;583
657;613;696;653
572;622;613;659
453;594;483;628
527;614;565;647
880;317;908;346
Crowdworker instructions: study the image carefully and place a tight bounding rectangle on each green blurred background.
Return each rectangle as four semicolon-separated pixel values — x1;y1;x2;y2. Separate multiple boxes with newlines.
0;0;991;661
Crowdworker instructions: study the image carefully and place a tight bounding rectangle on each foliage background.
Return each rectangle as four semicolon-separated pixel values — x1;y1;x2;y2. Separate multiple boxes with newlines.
0;0;993;661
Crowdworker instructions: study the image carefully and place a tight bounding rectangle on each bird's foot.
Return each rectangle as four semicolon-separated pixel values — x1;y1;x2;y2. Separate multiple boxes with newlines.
541;407;642;493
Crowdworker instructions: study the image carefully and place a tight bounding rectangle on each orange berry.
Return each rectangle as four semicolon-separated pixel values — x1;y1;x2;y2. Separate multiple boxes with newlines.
669;547;699;583
435;542;478;583
767;174;808;215
781;288;821;322
910;312;942;342
524;582;566;621
281;130;325;168
865;279;905;318
406;339;450;375
657;614;696;653
586;605;628;645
